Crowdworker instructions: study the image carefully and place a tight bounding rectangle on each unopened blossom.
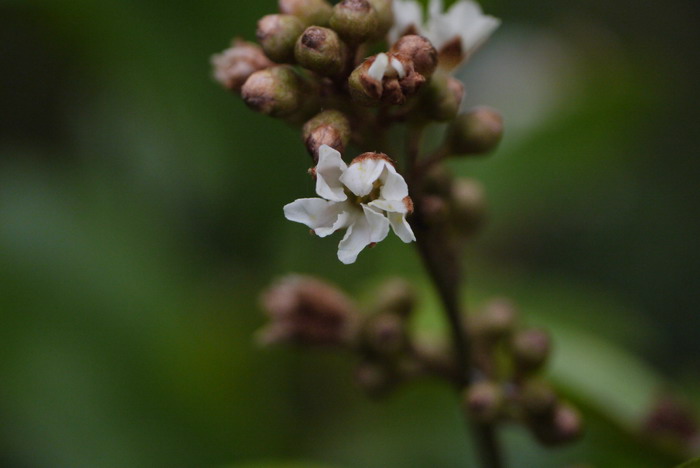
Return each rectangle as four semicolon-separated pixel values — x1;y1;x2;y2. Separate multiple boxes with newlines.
349;52;425;106
284;145;415;264
389;0;500;69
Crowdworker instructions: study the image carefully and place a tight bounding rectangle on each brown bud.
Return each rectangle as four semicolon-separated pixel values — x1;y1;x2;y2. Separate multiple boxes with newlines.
302;109;351;160
257;14;304;63
258;275;359;346
279;0;333;26
447;107;504;156
363;312;406;356
329;0;379;44
295;26;349;76
531;403;583;446
450;178;486;237
464;381;504;423
211;39;273;93
241;66;306;118
391;35;438;77
349;53;426;106
470;298;517;341
511;328;551;373
373;278;417;318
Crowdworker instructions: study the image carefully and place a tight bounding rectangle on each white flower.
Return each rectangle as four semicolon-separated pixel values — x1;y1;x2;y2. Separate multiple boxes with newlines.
389;0;500;63
284;145;416;264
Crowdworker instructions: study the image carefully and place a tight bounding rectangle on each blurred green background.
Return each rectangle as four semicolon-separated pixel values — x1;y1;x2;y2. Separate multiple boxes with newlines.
1;0;699;467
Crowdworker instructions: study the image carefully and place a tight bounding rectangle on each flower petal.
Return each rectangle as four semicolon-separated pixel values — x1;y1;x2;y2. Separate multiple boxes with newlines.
368;53;389;82
379;164;409;201
315;145;348;202
449;1;500;54
362;205;390;243
368;198;407;214
388;212;416;243
337;215;372;264
284;198;347;237
389;0;424;44
340;158;387;197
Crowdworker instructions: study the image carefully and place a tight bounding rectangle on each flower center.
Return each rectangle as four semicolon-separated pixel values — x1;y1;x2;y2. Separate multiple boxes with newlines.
345;180;382;206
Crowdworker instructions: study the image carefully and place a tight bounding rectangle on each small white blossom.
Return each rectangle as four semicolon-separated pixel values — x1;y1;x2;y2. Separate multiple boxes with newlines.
368;53;407;81
284;145;416;264
389;0;500;64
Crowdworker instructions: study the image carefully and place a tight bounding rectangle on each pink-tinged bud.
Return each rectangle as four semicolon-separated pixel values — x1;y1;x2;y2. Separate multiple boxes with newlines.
257;14;304;63
295;26;349;76
241;66;312;118
510;328;551;373
302;109;351;161
329;0;379;44
450;178;486;237
464;381;504;423
279;0;333;27
373;278;417;318
531;403;584;446
367;0;394;38
470;298;517;340
390;35;438;77
258;275;359;346
349;53;426;106
211;39;273;93
447;107;504;156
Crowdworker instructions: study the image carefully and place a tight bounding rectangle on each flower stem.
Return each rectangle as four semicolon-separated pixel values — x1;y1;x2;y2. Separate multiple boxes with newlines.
407;129;504;468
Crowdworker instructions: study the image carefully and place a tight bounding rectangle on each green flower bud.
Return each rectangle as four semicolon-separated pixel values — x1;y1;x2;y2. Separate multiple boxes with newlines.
418;73;465;122
279;0;333;27
211;39;273;93
367;0;394;38
391;35;438;78
302;109;351;160
531;403;583;446
241;65;306;118
373;278;417;318
446;107;504;156
471;298;518;341
256;14;304;63
464;381;504;423
511;328;551;373
295;26;349;76
330;0;379;44
450;178;486;237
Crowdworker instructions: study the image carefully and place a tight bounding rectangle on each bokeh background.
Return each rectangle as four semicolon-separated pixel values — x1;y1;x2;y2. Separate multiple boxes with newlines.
1;0;699;467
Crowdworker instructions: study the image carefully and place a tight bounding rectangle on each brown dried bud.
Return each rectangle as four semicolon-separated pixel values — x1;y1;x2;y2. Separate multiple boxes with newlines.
279;0;333;27
511;328;551;373
447;107;504;156
257;14;304;63
531;403;583;446
295;26;349;76
211;39;273;93
329;0;379;44
391;35;438;78
349;53;426;106
450;178;486;237
464;381;504;423
470;298;518;341
258;275;359;346
302;109;351;160
241;66;306;118
373;278;417;318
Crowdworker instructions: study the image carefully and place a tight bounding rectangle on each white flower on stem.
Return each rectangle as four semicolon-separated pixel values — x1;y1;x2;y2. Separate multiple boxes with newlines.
284;145;416;264
389;0;500;69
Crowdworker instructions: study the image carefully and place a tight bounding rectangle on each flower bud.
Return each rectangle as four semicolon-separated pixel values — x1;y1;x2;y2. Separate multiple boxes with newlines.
419;195;450;225
367;0;394;38
279;0;333;27
464;381;504;423
211;39;273;93
363;312;407;356
531;403;583;446
329;0;379;44
258;275;359;346
391;35;438;78
510;328;551;373
422;164;453;197
295;26;349;76
446;107;504;156
302;109;351;160
417;73;465;122
355;361;395;397
470;298;518;342
257;14;304;63
519;380;558;417
450;178;486;237
242;66;307;118
349;53;426;106
373;278;417;318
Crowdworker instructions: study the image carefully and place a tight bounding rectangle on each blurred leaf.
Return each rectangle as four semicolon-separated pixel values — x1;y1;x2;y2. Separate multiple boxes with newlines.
677;459;700;468
230;462;335;468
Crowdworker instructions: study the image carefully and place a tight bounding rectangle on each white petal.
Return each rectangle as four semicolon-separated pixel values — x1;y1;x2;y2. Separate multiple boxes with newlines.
283;198;346;237
429;0;444;18
337;215;372;264
340;158;387;197
390;57;406;79
369;198;407;214
388;212;416;243
314;203;355;237
389;0;424;44
315;145;348;202
362;205;390;243
379;164;409;201
368;53;389;82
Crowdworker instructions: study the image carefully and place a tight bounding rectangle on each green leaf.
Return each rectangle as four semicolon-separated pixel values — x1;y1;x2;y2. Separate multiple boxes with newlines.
676;458;700;468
